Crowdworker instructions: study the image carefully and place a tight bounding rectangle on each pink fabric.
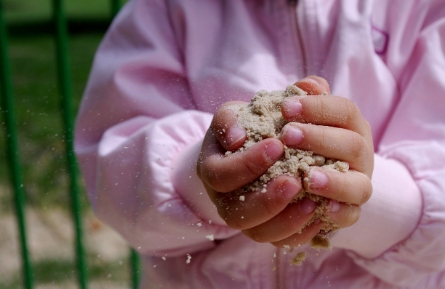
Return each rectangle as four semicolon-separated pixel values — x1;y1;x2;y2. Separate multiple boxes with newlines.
75;0;445;288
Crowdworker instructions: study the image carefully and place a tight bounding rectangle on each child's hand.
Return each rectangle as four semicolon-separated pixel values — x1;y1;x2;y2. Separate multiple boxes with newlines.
277;76;374;246
196;76;373;248
196;102;322;246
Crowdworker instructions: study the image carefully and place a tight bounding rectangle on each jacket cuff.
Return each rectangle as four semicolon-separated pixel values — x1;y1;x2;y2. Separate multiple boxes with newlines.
330;154;422;258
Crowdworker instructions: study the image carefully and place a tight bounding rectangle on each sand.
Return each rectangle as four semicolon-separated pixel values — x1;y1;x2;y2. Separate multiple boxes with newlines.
227;85;349;256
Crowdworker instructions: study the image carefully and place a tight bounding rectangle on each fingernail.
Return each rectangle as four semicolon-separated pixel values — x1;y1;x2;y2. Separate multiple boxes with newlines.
282;125;304;146
299;198;317;214
281;179;300;199
329;200;341;212
226;127;245;147
265;141;283;161
309;169;328;190
282;99;302;118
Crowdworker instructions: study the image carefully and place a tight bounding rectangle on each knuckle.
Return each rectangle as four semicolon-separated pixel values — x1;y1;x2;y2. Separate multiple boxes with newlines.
208;176;228;192
346;205;361;226
360;179;373;204
201;162;223;190
335;204;360;228
280;214;302;233
344;100;360;124
302;97;321;120
262;200;278;218
260;188;283;217
201;158;234;193
349;133;366;161
313;98;326;119
219;209;244;230
225;218;244;230
242;154;267;178
317;126;328;151
243;228;267;243
336;187;348;203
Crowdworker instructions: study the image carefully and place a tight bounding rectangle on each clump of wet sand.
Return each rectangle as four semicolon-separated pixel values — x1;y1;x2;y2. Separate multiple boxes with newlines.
227;84;349;259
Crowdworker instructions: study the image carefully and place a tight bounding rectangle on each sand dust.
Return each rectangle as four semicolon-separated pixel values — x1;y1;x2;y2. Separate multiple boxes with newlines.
290;251;307;266
227;85;349;255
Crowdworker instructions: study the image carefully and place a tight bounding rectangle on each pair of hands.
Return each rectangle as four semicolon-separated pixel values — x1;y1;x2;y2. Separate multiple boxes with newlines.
197;76;374;248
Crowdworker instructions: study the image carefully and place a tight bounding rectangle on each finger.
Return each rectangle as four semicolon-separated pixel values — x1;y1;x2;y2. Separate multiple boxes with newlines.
197;127;226;182
212;101;248;151
326;200;361;228
271;220;324;248
213;76;330;151
280;122;373;175
199;134;284;192
209;175;302;230
281;95;373;146
241;198;317;243
303;168;372;205
294;75;330;95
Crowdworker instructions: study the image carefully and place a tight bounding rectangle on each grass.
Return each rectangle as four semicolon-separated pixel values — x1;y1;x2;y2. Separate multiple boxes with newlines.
0;1;136;287
0;32;104;209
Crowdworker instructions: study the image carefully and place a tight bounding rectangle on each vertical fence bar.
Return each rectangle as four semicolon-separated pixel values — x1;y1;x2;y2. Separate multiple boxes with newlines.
130;249;141;289
51;0;88;288
110;0;122;18
0;2;34;289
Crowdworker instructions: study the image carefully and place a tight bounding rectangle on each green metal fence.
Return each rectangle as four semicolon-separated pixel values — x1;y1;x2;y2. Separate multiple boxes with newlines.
0;0;140;288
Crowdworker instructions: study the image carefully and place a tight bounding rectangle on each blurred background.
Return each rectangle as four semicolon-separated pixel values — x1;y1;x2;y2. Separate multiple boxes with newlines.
0;0;138;288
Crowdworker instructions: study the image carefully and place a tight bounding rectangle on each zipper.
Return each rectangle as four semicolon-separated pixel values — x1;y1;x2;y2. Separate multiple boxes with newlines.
275;2;306;288
288;0;307;78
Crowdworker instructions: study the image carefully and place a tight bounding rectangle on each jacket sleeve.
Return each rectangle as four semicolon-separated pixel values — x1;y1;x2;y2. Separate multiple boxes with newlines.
74;0;237;258
332;4;445;287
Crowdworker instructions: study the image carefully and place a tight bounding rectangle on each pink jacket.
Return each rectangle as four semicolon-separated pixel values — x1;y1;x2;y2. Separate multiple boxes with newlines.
75;0;445;288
